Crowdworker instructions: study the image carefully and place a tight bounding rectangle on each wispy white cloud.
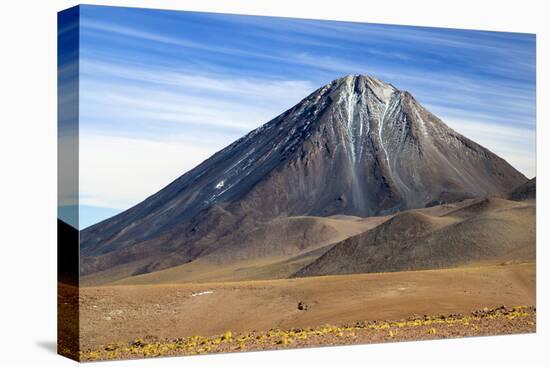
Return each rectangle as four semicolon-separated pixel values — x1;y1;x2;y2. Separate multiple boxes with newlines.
81;19;210;51
80;60;316;135
80;19;297;63
441;116;536;178
79;134;225;210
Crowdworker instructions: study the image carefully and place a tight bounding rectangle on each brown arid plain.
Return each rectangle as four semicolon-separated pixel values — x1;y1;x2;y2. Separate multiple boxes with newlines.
58;187;537;361
62;262;535;361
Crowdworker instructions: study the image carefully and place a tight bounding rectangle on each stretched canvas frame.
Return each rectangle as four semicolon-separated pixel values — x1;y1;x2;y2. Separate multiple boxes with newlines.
58;4;536;362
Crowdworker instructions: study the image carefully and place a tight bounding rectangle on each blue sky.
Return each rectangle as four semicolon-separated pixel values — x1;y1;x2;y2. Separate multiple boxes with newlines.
71;5;536;229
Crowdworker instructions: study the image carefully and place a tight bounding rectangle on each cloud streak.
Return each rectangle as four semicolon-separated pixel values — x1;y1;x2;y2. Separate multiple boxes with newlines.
442;117;536;178
80;60;316;134
80;134;222;210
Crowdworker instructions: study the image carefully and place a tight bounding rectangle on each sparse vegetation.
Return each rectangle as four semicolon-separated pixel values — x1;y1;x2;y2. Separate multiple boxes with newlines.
78;306;535;361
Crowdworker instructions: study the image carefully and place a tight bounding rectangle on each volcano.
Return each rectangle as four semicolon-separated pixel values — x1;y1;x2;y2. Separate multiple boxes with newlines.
80;75;527;284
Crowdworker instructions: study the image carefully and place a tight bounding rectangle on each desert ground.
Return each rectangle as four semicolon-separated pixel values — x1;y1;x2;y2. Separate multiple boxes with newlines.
63;192;536;361
77;305;535;361
63;261;535;360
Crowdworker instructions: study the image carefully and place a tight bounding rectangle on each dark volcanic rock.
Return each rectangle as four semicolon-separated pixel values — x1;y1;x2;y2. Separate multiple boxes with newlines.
80;75;527;278
508;177;536;201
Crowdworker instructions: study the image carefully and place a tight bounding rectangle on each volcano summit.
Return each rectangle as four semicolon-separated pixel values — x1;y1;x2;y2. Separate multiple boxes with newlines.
80;75;528;284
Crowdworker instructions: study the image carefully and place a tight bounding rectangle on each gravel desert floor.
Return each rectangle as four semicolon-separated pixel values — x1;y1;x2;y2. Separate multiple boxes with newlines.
59;262;536;361
77;305;536;361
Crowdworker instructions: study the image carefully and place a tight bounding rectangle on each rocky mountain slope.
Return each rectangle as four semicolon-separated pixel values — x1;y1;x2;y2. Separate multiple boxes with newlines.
508;177;536;201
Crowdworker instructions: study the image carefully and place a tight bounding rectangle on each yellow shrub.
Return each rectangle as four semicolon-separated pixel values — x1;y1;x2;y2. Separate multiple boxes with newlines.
223;330;233;341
